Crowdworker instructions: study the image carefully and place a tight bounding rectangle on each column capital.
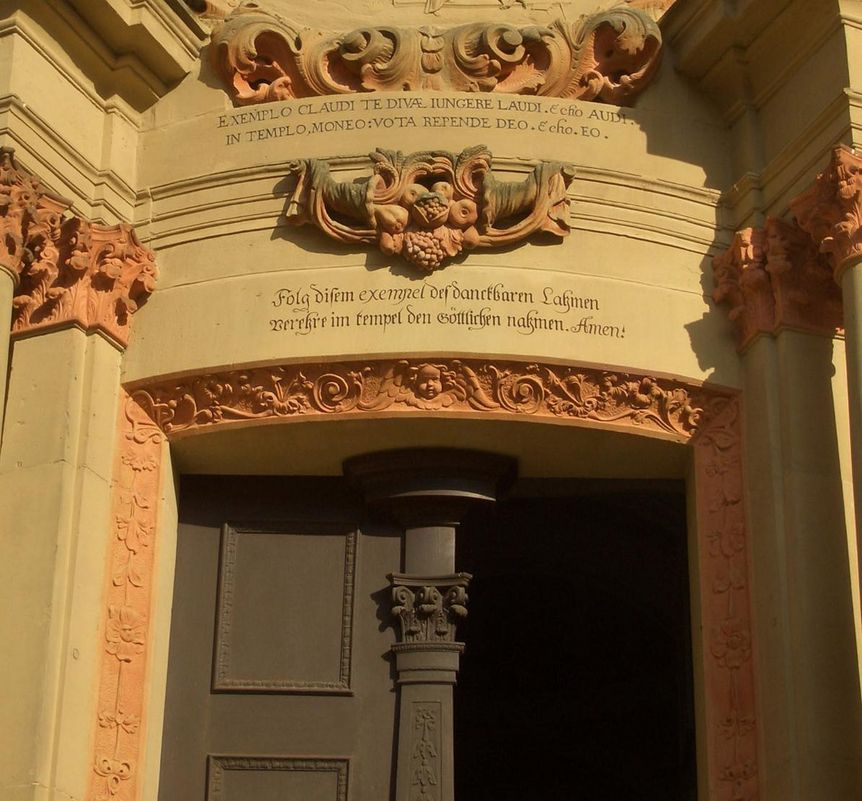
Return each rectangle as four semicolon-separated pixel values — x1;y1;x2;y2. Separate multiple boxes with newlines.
792;144;862;283
711;217;842;350
0;148;157;349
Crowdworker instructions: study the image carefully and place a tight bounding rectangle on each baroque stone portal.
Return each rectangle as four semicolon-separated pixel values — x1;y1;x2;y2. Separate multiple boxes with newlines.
210;5;662;105
284;146;574;271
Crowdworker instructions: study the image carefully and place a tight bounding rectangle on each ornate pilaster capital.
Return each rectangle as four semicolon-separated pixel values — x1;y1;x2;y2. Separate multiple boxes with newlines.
0;148;157;348
390;574;471;645
711;218;842;350
791;144;862;282
209;5;662;106
0;147;68;287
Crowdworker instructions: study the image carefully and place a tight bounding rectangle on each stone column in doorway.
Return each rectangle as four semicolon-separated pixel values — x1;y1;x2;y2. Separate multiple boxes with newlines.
346;449;515;801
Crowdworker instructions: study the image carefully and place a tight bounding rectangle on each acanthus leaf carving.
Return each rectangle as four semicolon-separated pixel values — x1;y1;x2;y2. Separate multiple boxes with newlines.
283;147;574;272
209;6;662;105
390;574;471;643
791;144;862;281
0;148;157;348
711;218;842;350
130;358;705;440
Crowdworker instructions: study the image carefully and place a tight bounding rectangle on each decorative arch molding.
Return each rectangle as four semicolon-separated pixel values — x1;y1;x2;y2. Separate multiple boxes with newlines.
89;356;759;801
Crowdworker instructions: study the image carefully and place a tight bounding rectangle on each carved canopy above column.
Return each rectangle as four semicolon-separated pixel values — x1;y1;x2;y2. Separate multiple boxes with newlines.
209;4;662;106
0;148;157;348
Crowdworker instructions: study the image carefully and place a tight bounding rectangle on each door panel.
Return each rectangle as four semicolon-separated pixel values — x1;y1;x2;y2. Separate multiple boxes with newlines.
158;476;401;801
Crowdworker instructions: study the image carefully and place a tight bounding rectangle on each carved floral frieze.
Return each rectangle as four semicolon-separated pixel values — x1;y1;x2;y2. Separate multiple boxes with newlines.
712;218;842;349
210;5;662;105
390;574;471;643
0;148;157;348
285;147;574;272
129;358;705;440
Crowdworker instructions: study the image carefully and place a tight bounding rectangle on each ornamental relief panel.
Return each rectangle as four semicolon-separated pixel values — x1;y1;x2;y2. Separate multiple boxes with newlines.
208;4;662;106
284;147;574;272
0;148;156;348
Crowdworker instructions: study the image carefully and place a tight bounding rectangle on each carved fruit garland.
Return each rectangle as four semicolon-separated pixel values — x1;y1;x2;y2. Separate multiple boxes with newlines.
284;147;575;272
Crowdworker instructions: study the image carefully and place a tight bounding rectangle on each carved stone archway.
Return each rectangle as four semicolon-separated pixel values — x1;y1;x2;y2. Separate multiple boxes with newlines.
89;356;759;801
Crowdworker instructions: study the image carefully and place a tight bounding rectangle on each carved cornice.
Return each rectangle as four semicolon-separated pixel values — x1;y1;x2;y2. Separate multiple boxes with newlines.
0;148;157;348
285;147;574;272
712;218;842;350
390;573;471;644
791;145;862;282
130;358;707;441
210;5;662;105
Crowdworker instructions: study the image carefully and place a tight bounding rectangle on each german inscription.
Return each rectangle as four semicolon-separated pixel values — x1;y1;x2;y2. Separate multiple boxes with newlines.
268;279;627;341
218;96;635;147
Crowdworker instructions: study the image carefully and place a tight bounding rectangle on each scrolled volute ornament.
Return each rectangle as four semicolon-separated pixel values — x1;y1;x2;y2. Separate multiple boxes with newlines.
209;6;662;104
283;146;575;273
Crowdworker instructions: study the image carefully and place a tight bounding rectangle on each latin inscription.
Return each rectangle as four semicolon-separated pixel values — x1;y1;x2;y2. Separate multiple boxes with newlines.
268;279;627;341
218;96;633;147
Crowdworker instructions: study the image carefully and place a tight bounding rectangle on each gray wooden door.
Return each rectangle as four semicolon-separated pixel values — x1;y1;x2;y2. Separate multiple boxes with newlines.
158;476;400;801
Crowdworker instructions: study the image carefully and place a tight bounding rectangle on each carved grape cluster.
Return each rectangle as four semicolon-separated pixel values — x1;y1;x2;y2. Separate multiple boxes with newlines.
404;229;446;272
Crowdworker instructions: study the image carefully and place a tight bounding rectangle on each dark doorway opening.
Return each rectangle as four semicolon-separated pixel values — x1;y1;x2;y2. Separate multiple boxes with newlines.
454;480;696;801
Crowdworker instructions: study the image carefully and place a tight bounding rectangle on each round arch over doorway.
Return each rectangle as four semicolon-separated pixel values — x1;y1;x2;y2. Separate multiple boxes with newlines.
89;355;757;801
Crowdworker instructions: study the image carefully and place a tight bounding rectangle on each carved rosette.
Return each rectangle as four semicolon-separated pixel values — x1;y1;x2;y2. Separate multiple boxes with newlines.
791;145;862;281
0;148;157;347
390;574;471;644
712;218;842;349
210;6;661;105
130;358;705;440
285;147;574;272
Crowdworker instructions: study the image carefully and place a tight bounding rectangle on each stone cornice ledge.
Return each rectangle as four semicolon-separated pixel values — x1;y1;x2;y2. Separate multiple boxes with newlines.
0;148;157;349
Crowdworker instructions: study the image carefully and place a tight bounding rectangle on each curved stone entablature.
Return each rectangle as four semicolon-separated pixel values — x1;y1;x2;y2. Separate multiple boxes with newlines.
284;145;574;272
0;148;157;348
210;5;662;106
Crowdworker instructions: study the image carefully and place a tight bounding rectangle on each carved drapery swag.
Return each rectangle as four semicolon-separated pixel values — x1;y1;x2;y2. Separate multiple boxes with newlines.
285;146;574;272
712;145;862;349
210;6;662;106
0;148;157;348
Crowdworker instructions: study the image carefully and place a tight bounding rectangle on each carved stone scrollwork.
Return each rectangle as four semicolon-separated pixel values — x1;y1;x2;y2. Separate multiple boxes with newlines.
284;146;574;272
711;218;842;349
791;144;862;281
390;574;471;643
131;358;705;440
209;6;662;105
0;148;157;348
